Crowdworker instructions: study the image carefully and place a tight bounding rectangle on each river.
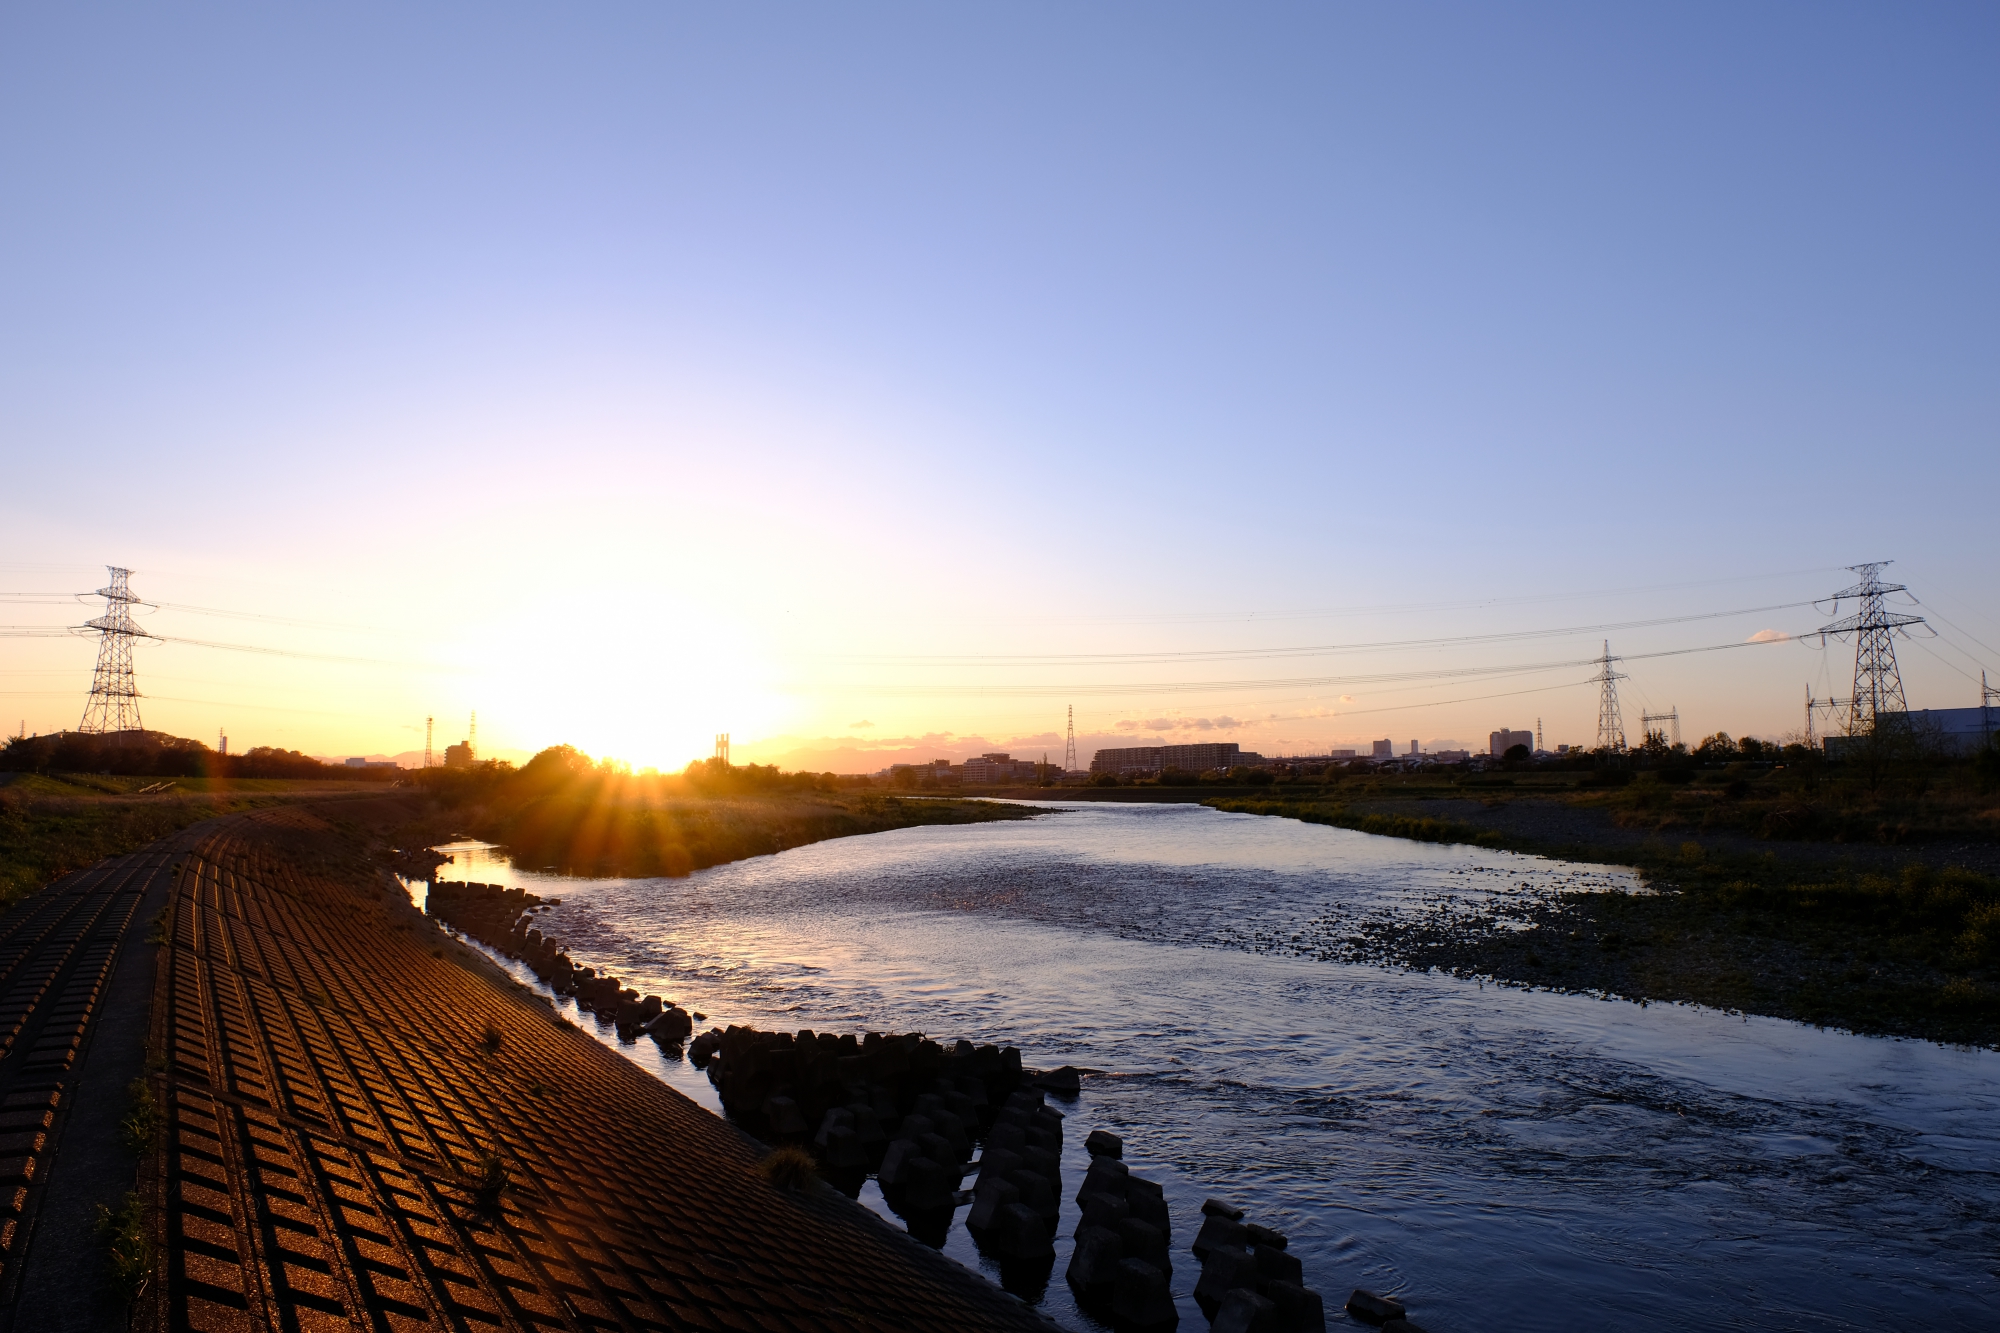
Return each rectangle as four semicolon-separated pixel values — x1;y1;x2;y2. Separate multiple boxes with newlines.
413;800;2000;1331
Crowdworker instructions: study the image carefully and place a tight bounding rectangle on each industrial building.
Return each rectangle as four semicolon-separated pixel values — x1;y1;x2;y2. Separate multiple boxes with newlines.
1089;742;1264;775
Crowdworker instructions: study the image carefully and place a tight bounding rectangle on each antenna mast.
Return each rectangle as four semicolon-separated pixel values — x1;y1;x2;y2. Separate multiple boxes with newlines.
79;566;147;735
1593;641;1626;752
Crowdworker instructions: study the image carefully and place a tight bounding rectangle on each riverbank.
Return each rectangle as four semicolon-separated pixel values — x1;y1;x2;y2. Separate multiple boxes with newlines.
1209;792;2000;1048
8;800;1061;1330
0;773;386;908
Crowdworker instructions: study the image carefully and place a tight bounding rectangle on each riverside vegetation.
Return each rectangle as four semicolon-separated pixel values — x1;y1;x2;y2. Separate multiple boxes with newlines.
408;744;1039;878
1207;731;2000;1047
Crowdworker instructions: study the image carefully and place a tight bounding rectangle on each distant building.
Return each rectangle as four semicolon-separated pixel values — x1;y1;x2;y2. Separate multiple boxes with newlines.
444;742;474;768
1371;739;1394;759
1434;749;1471;763
1327;749;1357;761
1089;743;1261;775
961;752;1041;784
344;757;398;769
1407;740;1420;756
1489;729;1533;758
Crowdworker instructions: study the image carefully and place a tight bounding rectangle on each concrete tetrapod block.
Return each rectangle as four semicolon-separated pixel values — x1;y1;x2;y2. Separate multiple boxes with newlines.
1212;1288;1279;1333
1253;1245;1303;1285
1192;1213;1249;1261
1116;1217;1170;1278
1246;1223;1288;1250
976;1147;1024;1183
902;1155;956;1211
1378;1320;1428;1333
1020;1145;1061;1188
820;1124;865;1169
877;1138;918;1187
1260;1280;1327;1333
1006;1168;1059;1225
987;1121;1028;1154
1031;1065;1081;1095
1126;1175;1170;1236
1076;1156;1130;1204
1344;1290;1407;1325
1074;1189;1130;1236
762;1095;809;1137
1065;1223;1124;1302
990;1202;1056;1260
965;1174;1020;1231
1111;1258;1177;1330
1201;1198;1244;1220
1194;1247;1259;1310
1084;1128;1123;1159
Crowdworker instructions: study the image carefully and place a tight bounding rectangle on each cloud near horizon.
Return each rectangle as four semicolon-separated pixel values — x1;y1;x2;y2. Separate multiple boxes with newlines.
848;719;875;729
1113;715;1243;733
1746;629;1793;644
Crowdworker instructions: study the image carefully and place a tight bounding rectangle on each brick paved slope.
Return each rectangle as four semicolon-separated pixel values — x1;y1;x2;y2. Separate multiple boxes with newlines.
142;806;1059;1333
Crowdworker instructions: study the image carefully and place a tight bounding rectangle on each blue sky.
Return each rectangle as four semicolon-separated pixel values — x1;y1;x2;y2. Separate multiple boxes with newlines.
3;4;1995;768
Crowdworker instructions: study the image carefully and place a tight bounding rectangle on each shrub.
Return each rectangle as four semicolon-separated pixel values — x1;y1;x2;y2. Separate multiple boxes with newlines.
756;1144;819;1192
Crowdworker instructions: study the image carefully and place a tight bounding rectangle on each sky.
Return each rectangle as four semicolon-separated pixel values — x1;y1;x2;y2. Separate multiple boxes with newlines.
2;3;1996;771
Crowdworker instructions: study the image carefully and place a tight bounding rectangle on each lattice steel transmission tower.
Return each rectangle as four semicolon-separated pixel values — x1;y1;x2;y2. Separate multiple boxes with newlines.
424;717;434;769
79;566;148;735
1813;561;1924;735
714;733;730;765
1593;641;1626;751
1064;706;1077;773
1639;706;1681;748
468;711;478;761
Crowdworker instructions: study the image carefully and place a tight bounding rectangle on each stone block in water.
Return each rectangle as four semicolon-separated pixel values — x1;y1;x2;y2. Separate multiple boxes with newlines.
965;1174;1019;1231
1065;1223;1124;1300
761;1096;807;1137
1117;1217;1170;1277
1344;1290;1406;1325
1077;1156;1130;1203
1111;1257;1177;1329
1193;1213;1248;1260
991;1202;1056;1259
820;1124;864;1169
1195;1247;1260;1308
1126;1175;1170;1235
901;1155;955;1211
1253;1244;1302;1284
1202;1197;1245;1220
987;1121;1027;1153
976;1146;1023;1183
1212;1288;1278;1333
878;1138;917;1186
1075;1189;1130;1235
1378;1319;1427;1333
1261;1280;1327;1332
1020;1145;1061;1187
1247;1223;1288;1249
1006;1168;1058;1223
1032;1065;1082;1095
1085;1128;1123;1158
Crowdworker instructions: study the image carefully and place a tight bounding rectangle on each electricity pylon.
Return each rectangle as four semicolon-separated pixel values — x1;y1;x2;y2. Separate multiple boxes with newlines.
1594;641;1626;752
79;566;147;735
1064;706;1077;773
1813;561;1923;735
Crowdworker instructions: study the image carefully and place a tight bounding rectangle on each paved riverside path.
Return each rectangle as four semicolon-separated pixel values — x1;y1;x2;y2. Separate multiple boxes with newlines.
74;804;1055;1333
0;824;208;1333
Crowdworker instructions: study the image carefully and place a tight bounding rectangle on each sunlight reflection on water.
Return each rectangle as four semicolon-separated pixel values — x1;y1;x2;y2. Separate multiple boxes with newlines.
418;803;2000;1332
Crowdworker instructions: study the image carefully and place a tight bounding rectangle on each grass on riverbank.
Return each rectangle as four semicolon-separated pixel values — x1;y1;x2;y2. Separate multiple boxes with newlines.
407;745;1043;878
1210;793;2000;1047
0;783;299;907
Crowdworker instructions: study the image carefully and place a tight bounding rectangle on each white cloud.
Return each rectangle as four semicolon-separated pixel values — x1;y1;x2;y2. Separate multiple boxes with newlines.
848;719;875;729
1746;629;1792;644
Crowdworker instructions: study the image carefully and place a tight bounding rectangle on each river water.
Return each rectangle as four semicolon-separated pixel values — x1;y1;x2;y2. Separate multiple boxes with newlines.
418;801;2000;1331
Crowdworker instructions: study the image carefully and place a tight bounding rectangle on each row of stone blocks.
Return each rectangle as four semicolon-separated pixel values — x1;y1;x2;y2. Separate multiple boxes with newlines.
425;880;696;1043
696;1024;1023;1150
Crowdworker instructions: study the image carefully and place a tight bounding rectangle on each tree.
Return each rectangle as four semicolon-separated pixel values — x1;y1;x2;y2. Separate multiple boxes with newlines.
1693;732;1736;763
